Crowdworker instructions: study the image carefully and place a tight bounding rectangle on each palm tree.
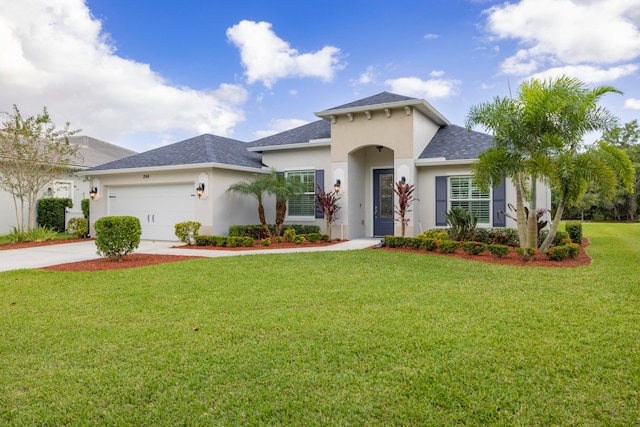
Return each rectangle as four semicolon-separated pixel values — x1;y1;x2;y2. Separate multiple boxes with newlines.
265;170;306;236
467;76;625;250
227;173;272;237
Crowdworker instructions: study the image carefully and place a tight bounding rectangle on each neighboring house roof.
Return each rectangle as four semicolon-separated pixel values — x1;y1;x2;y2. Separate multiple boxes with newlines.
86;134;263;172
68;135;137;168
419;125;494;160
250;120;331;149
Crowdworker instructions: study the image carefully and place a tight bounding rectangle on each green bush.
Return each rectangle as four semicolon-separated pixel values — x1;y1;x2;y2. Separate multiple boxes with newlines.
470;228;490;244
546;244;571;261
228;224;321;239
195;235;216;246
294;235;306;244
516;247;537;260
24;226;58;242
384;236;406;248
566;221;583;244
174;221;201;245
94;216;141;261
276;236;283;244
261;238;271;246
488;228;520;246
81;198;90;220
445;207;478;241
487;244;510;258
67;217;89;238
540;230;571;247
6;227;27;243
567;242;580;258
304;233;329;243
421;238;439;251
283;229;297;242
437;240;461;254
424;229;449;240
37;198;73;232
462;241;486;255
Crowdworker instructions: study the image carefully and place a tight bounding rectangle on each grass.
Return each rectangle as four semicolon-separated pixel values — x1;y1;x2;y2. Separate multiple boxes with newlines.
1;223;639;425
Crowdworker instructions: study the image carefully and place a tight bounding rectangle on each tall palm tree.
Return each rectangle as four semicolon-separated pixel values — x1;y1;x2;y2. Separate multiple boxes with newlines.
227;173;272;237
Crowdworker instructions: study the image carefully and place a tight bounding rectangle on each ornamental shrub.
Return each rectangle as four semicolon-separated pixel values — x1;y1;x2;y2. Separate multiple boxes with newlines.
516;247;537;261
174;221;201;245
94;216;141;261
470;228;490;244
545;244;570;261
425;229;449;241
462;241;486;255
261;238;271;246
567;242;580;258
81;198;90;220
67;217;89;238
283;229;297;242
37;198;73;232
294;235;306;244
488;228;520;246
421;238;438;251
384;236;406;248
405;237;423;250
437;240;461;254
195;235;216;246
487;244;509;258
566;221;583;244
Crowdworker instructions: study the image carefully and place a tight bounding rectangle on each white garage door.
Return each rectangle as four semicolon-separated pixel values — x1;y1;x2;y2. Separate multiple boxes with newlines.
108;183;196;241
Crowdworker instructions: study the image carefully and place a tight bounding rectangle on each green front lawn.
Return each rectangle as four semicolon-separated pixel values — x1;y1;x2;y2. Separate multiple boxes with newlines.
1;223;639;425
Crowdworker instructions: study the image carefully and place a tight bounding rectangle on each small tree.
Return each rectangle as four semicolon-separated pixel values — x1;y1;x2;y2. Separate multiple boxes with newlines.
0;105;80;230
394;180;418;237
266;171;306;236
315;185;341;240
227;173;272;237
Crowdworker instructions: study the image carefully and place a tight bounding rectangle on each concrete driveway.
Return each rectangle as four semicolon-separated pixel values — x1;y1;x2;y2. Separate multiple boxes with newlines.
0;239;381;272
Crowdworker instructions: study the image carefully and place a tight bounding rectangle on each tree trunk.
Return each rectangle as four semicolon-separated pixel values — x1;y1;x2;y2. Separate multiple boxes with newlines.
526;176;538;249
275;199;286;236
540;196;566;252
258;203;271;237
514;173;527;248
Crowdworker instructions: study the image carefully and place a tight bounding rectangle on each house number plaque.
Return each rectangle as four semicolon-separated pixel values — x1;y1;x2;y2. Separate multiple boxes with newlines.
143;174;150;179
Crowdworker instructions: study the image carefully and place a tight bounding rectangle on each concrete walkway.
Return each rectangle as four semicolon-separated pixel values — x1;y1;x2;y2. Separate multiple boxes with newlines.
0;238;382;272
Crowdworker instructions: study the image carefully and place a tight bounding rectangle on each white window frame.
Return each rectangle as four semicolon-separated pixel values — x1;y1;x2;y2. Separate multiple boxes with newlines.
286;170;316;221
449;176;491;225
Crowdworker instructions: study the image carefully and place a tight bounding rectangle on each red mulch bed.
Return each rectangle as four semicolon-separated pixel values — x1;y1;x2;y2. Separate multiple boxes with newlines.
4;237;591;271
42;253;204;272
378;238;591;268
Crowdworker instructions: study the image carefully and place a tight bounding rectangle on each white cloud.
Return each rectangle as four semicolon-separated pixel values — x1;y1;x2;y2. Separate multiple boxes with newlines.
253;118;309;139
354;66;376;85
485;0;640;78
385;74;461;99
0;0;248;148
227;20;343;88
530;64;640;84
424;33;439;40
626;98;640;109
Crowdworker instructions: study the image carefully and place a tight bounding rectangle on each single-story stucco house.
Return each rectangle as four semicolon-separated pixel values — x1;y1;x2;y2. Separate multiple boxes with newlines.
0;135;136;234
82;92;551;241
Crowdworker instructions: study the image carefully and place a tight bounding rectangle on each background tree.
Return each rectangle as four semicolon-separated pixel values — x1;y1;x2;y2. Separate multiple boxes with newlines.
227;173;272;237
0;105;80;230
315;186;341;240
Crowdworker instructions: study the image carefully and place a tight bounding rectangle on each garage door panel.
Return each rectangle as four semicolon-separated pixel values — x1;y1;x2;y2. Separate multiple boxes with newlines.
108;183;195;241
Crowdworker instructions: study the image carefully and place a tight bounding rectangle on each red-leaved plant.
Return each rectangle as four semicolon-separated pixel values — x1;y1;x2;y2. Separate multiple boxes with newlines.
315;185;341;240
394;180;419;237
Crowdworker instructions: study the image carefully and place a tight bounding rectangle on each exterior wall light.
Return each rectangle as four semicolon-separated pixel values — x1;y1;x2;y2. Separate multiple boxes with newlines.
401;176;406;185
89;187;98;200
334;179;341;193
196;183;206;198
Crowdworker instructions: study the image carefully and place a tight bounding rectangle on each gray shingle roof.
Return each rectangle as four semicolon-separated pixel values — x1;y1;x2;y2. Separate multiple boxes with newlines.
419;125;494;160
69;136;137;168
326;92;417;110
250;120;330;148
86;134;262;171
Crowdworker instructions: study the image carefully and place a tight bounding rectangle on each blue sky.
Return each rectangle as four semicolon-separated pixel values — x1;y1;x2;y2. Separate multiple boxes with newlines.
1;0;639;152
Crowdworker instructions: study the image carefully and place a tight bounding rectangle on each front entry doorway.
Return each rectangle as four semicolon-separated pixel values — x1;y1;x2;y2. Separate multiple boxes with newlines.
373;168;394;236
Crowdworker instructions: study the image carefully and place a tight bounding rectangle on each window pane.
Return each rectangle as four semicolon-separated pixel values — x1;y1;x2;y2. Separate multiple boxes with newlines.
380;173;394;218
287;171;315;217
450;176;491;224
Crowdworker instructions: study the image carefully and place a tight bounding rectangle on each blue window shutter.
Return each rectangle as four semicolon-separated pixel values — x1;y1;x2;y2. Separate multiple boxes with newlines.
315;169;324;218
435;176;447;226
492;177;506;227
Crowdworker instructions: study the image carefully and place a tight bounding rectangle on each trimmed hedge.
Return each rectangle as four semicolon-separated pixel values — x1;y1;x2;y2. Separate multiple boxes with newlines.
228;224;321;239
539;230;571;247
37;198;73;232
174;221;201;245
487;244;510;258
67;217;89;238
566;221;583;244
462;241;486;255
94;216;141;261
81;198;90;220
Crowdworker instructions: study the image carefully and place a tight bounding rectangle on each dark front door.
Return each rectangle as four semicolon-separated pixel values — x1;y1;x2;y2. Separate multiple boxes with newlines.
373;168;394;236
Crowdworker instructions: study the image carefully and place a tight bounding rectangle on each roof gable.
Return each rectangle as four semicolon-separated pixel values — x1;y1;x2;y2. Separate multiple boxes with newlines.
69;136;137;168
419;125;493;160
325;92;417;110
87;134;262;172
